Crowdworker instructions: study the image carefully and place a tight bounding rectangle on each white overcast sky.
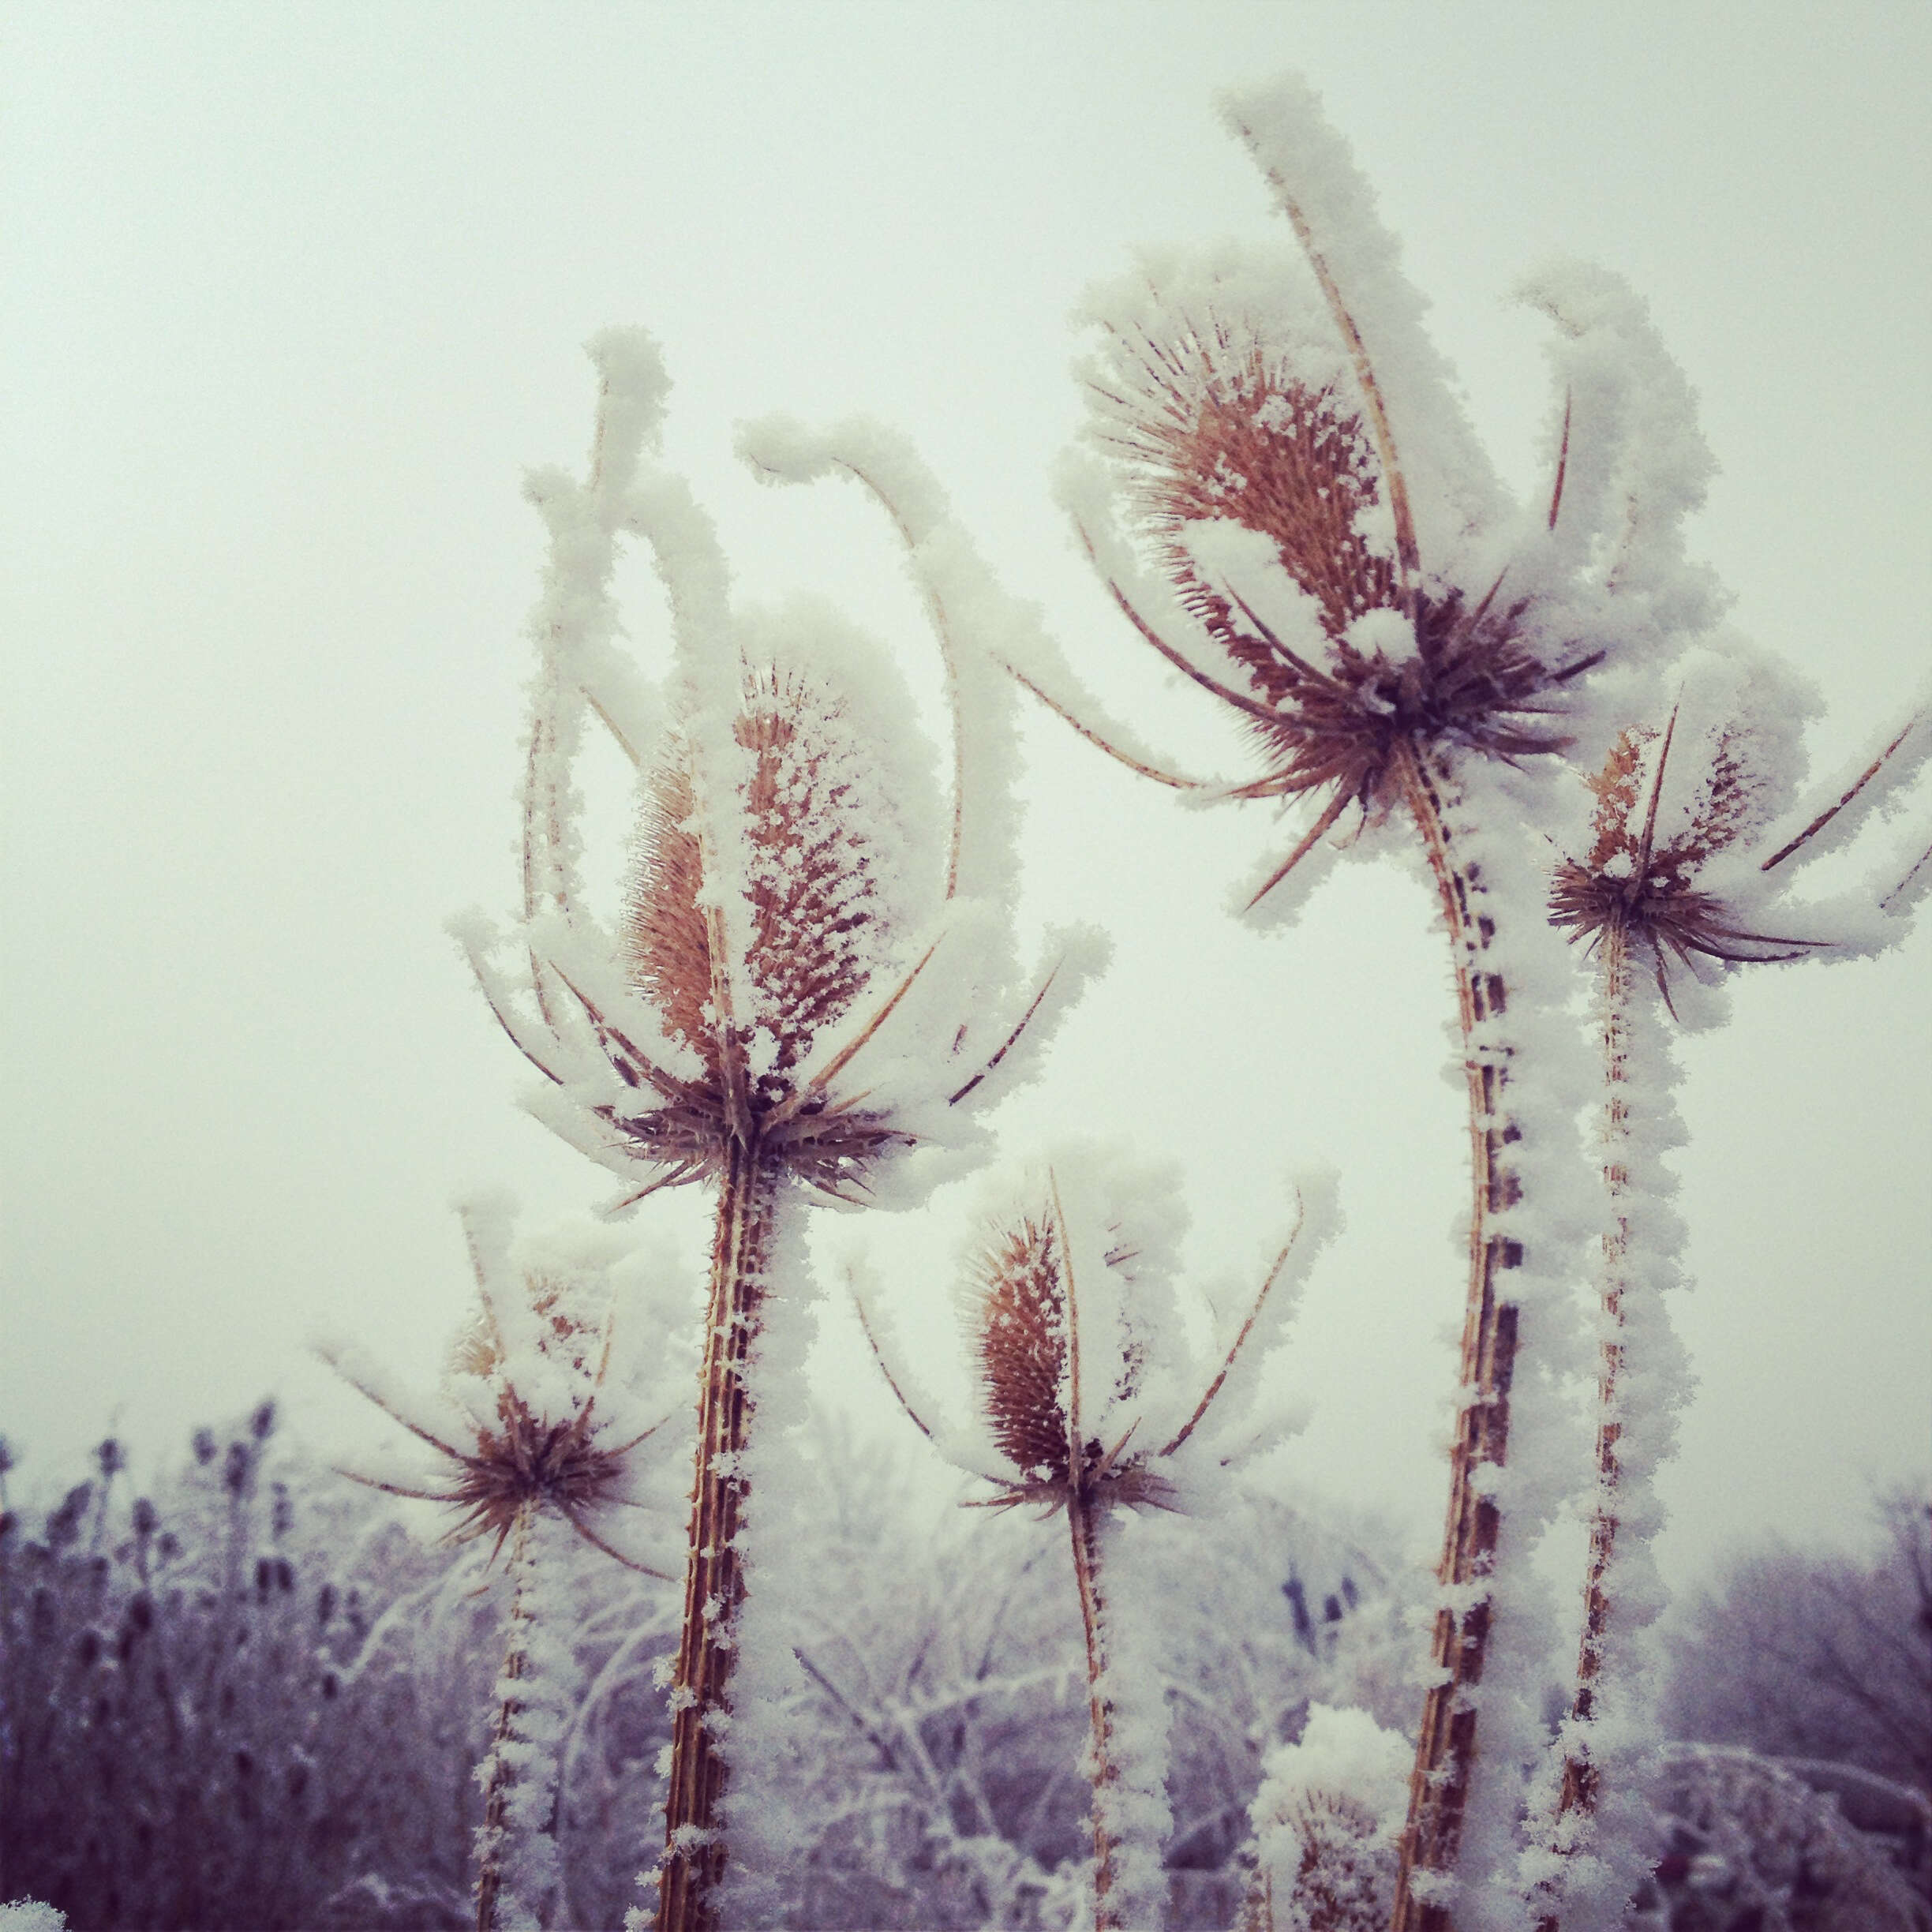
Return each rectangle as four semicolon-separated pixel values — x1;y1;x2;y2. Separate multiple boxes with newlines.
3;3;1927;1593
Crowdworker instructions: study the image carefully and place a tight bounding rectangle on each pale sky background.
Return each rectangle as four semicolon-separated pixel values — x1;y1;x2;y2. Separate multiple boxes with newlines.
3;4;1927;1598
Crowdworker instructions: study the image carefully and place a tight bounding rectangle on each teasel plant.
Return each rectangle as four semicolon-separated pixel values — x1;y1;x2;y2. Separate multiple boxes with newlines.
990;72;1741;1929
458;339;1100;1932
1235;1705;1413;1932
1524;654;1932;1932
850;1144;1339;1931
316;1195;680;1932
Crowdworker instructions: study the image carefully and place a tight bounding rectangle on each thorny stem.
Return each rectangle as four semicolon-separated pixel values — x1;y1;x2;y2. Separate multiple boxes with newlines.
1067;1490;1126;1932
655;1135;779;1932
475;1499;543;1932
1532;921;1634;1932
1390;739;1525;1932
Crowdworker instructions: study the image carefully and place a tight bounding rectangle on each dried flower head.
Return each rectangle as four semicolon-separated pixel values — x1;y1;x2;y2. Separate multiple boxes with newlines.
465;340;1095;1217
964;1193;1179;1518
319;1208;668;1575
1025;85;1729;912
1549;671;1931;1012
1093;305;1593;859
555;654;919;1201
856;1151;1335;1519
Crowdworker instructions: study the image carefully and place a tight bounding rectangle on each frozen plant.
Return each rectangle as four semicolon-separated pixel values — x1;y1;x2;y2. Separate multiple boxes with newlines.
1005;73;1734;1930
461;337;1098;1931
856;1144;1336;1930
1237;1704;1411;1932
1528;656;1931;1932
318;1197;676;1932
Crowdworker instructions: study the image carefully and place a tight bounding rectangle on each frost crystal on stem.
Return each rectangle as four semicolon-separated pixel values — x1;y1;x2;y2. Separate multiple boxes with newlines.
461;339;1098;1932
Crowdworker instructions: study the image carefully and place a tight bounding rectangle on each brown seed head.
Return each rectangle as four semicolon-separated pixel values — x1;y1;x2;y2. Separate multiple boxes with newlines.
1551;721;1825;1002
601;659;911;1193
1091;306;1589;821
966;1196;1178;1518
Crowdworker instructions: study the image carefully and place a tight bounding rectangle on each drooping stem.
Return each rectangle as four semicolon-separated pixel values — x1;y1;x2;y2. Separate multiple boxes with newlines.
1390;740;1525;1932
1067;1488;1125;1932
655;1133;778;1932
474;1499;545;1932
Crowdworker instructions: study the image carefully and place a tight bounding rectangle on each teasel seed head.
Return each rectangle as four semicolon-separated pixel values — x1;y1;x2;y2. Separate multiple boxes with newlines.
320;1209;670;1576
1088;298;1589;832
1550;707;1829;1009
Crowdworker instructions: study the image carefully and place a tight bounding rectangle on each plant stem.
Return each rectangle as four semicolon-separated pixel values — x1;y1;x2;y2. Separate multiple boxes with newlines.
1067;1488;1126;1932
655;1133;777;1932
1532;920;1633;1932
1390;742;1525;1932
475;1498;541;1932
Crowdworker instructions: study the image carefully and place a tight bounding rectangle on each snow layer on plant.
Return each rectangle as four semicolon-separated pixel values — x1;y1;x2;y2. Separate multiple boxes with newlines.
1216;74;1508;573
736;412;1029;916
1088;1506;1174;1930
1164;1164;1340;1484
713;1192;817;1930
1246;1704;1410;1932
1518;982;1692;1932
476;1511;585;1932
0;1908;66;1932
1402;754;1601;1930
519;328;675;928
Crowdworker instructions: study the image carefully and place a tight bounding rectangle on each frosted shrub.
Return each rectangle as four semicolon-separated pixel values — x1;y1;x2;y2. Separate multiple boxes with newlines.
0;1411;480;1930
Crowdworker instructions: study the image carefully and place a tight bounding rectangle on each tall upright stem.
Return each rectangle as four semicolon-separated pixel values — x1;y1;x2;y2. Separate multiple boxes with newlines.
1067;1490;1126;1932
1531;921;1634;1932
1391;742;1524;1932
475;1499;543;1932
656;1134;777;1932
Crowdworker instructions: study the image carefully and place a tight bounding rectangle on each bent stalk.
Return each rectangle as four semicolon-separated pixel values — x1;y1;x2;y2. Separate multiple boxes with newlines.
1390;741;1526;1932
655;1135;778;1932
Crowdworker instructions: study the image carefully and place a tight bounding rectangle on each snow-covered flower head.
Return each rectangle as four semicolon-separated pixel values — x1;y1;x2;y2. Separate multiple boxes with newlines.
1551;649;1932;1018
462;334;1101;1212
858;1144;1338;1517
1037;77;1725;912
316;1196;674;1574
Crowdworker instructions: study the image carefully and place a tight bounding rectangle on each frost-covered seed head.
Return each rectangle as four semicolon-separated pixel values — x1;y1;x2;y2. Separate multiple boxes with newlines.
1088;301;1591;825
599;657;913;1196
964;1194;1177;1519
1550;717;1825;1006
328;1260;662;1574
